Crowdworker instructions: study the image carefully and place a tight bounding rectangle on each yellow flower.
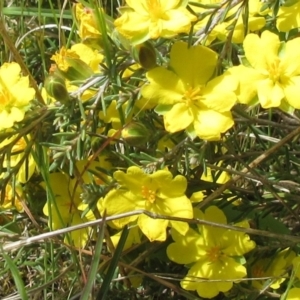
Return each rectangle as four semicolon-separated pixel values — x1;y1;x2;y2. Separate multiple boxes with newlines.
75;3;102;42
228;31;300;111
50;43;103;101
0;63;35;130
0;135;36;183
141;41;237;140
167;206;256;298
0;183;23;212
71;43;103;73
42;160;107;248
102;166;193;241
51;47;78;73
42;172;95;248
114;0;197;44
251;248;295;290
277;1;300;32
51;43;103;77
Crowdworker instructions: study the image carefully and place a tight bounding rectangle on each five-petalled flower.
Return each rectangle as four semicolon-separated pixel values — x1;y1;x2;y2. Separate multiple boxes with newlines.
102;166;193;241
142;41;238;140
167;206;256;298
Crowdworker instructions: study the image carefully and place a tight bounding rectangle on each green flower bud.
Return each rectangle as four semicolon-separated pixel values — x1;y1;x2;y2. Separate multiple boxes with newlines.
121;122;150;146
91;136;104;152
63;57;94;81
44;74;69;103
131;41;157;70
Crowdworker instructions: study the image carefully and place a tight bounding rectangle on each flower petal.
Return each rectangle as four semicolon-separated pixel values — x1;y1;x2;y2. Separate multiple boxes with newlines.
142;67;184;105
244;31;280;70
222;223;256;256
103;190;139;228
126;0;149;15
113;166;150;195
167;227;205;264
67;212;92;248
257;79;284;108
201;87;236;112
282;37;300;76
114;12;150;42
277;3;300;32
283;76;300;109
138;214;168;241
164;103;194;132
228;65;263;104
170;42;217;86
180;259;239;298
154;172;187;197
286;288;300;300
160;9;196;37
193;109;234;141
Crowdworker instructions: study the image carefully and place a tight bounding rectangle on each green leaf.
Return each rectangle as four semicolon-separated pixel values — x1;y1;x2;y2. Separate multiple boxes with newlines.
280;0;299;7
2;7;72;19
1;247;28;300
96;226;129;299
80;213;106;300
256;213;290;235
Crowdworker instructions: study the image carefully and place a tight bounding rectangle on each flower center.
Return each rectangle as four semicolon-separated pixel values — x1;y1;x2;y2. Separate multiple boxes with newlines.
267;57;282;83
206;246;221;262
183;86;202;105
141;185;156;203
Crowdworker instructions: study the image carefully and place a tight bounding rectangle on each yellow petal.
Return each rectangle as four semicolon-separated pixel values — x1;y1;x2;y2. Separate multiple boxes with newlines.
138;214;168;241
164;103;193;132
228;65;263;104
142;67;184;104
282;37;300;76
277;2;300;32
284;76;300;109
103;189;139;228
257;79;284;108
244;31;280;70
193;110;234;141
170;42;217;86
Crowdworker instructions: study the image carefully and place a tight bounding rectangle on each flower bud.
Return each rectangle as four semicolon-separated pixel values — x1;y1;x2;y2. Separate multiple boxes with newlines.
63;57;94;81
131;41;157;70
44;74;69;103
121;122;150;146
